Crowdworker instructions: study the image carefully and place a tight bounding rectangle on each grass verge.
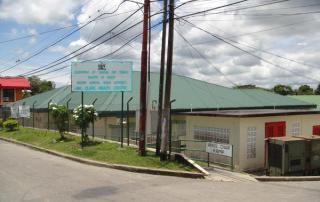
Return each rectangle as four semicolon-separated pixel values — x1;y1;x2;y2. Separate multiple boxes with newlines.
0;128;197;172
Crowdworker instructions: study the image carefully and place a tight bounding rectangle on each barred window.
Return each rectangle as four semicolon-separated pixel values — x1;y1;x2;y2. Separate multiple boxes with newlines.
247;127;256;159
193;126;230;144
291;122;300;136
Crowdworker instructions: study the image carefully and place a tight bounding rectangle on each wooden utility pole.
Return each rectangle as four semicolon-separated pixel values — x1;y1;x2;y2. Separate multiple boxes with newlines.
160;0;175;161
156;0;168;156
139;0;150;156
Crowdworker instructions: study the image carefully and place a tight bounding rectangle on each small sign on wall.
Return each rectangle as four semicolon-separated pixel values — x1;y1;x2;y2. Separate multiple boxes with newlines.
206;142;233;157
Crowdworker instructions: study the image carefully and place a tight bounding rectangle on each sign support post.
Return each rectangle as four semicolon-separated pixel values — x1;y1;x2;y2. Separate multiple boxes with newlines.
120;91;124;147
81;91;84;147
127;97;133;146
91;98;98;140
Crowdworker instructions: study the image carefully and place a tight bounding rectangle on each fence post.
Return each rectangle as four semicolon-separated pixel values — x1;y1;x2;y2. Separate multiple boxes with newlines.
207;152;210;167
231;144;234;170
66;98;72;133
47;99;52;130
127;97;133;146
91;98;98;140
32;101;37;128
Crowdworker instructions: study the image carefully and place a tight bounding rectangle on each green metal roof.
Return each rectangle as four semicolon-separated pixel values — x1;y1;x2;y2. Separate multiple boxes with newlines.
7;72;315;113
290;95;320;110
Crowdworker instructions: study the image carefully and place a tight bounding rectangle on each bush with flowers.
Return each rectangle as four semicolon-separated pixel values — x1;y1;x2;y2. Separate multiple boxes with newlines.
49;103;69;140
72;104;98;143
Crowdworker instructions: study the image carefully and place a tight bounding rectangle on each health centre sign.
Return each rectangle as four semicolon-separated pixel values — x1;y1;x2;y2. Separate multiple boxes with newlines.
206;142;233;157
71;60;133;92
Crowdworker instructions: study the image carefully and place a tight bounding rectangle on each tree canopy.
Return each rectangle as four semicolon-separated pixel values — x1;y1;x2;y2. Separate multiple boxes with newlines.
24;76;55;97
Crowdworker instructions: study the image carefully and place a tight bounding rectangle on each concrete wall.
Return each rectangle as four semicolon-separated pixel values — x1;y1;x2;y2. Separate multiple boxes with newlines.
17;111;320;172
239;114;320;171
185;116;240;170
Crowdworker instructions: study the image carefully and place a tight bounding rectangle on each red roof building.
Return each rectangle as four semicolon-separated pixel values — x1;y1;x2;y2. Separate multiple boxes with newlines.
0;77;30;105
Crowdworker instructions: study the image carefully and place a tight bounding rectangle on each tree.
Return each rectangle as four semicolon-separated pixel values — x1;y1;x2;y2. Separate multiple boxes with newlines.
273;84;294;95
49;103;69;140
73;105;98;144
315;84;320;95
297;85;314;95
234;84;257;89
25;76;55;97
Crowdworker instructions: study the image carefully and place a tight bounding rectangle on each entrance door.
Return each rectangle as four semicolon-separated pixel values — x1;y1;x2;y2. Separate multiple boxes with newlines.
265;121;286;167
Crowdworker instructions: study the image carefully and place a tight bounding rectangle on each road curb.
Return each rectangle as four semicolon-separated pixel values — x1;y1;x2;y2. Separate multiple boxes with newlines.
0;136;205;179
255;176;320;182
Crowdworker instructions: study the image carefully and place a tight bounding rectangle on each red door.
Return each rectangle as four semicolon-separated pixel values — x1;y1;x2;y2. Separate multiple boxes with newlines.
313;125;320;136
265;121;286;166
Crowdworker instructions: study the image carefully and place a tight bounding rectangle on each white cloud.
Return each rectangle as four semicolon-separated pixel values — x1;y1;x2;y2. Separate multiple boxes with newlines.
4;0;320;90
0;0;82;24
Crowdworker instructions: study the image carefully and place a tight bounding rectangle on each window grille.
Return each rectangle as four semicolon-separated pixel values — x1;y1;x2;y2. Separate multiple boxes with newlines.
247;127;256;159
193;126;230;144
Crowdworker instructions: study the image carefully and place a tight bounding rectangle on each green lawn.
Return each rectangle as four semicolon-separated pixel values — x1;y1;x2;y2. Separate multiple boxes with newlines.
0;128;197;172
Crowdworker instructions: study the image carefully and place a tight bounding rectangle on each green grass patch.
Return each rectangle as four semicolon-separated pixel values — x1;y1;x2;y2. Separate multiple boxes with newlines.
0;128;197;172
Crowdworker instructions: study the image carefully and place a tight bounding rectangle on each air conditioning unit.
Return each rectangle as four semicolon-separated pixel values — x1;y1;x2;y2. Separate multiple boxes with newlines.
3;97;9;102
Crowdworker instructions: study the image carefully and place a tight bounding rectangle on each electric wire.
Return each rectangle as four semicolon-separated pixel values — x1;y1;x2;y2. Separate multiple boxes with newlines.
0;0;128;74
19;7;144;76
178;17;320;82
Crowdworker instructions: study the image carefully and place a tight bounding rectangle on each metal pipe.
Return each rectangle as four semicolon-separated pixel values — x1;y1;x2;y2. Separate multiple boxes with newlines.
169;99;176;159
127;97;133;146
121;92;124;147
66;98;72;133
91;98;98;140
81;92;84;147
47;99;52;130
32;101;37;128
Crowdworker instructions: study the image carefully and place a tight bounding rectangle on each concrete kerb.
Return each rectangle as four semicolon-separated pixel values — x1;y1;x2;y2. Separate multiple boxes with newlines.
255;176;320;182
0;136;206;179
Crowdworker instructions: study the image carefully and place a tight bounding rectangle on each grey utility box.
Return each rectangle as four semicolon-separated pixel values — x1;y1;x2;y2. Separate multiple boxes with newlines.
297;136;320;175
268;137;306;176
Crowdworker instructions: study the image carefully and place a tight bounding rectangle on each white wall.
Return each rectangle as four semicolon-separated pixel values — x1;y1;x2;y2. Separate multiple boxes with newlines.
239;114;320;171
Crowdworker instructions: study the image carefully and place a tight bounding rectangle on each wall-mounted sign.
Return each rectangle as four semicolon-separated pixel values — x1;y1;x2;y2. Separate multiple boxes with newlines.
71;60;133;92
206;142;233;157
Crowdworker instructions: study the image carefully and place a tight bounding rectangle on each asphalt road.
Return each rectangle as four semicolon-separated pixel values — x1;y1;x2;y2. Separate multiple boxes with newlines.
1;140;320;202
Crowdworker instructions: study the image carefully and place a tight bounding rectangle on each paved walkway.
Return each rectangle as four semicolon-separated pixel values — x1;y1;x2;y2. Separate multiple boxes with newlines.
1;140;320;202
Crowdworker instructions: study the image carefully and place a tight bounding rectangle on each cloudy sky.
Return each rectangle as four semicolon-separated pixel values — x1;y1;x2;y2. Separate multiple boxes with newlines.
0;0;319;88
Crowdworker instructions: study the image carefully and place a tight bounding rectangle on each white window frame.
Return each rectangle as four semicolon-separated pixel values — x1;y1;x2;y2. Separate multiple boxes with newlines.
247;127;256;159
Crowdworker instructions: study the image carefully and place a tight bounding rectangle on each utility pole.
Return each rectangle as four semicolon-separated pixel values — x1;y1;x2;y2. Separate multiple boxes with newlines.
138;0;150;156
160;0;175;161
156;0;168;156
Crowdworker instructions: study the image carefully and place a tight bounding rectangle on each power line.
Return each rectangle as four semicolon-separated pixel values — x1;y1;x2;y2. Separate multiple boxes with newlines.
34;18;164;78
175;0;251;19
176;0;290;19
21;6;166;77
178;17;320;82
174;27;238;86
0;0;128;74
20;8;143;76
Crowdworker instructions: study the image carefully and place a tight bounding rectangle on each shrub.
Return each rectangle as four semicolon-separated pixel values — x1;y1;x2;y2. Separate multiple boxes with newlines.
73;104;98;143
0;118;3;128
49;103;69;140
3;119;19;131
